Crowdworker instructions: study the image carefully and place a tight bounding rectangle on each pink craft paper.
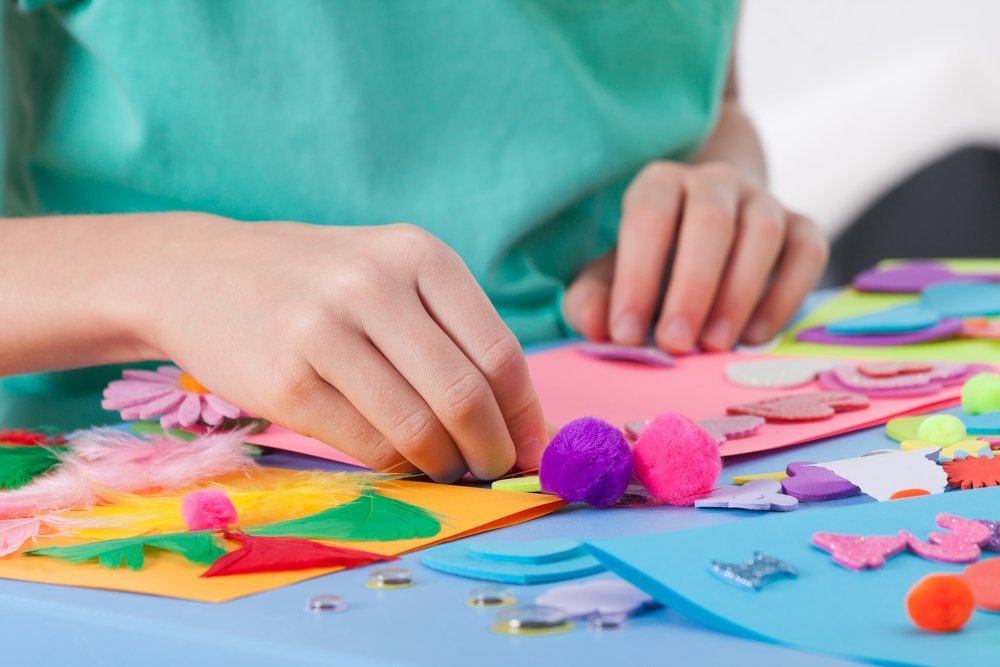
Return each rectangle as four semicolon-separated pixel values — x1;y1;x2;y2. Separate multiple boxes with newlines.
245;425;367;468
244;348;982;464
525;348;976;457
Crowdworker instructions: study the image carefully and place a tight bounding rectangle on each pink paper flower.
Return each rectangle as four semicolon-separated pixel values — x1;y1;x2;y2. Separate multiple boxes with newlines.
102;366;249;429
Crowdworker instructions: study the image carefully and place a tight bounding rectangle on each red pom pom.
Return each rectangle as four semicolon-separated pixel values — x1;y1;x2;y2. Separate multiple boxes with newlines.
906;574;974;633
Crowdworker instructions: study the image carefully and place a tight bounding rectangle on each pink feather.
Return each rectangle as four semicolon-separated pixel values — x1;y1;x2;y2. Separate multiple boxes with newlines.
0;518;40;556
0;429;253;519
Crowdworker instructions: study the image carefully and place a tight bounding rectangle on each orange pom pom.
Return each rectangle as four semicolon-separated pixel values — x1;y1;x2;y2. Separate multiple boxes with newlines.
906;574;975;633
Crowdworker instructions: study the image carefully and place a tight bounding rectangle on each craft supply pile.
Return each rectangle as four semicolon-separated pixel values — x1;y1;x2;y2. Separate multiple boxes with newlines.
1;259;999;666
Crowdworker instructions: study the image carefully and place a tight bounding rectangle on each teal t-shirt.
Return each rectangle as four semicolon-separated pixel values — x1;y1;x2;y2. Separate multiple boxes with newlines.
0;0;737;428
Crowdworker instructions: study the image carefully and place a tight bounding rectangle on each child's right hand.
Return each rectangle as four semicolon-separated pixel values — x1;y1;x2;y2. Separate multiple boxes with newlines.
137;215;548;482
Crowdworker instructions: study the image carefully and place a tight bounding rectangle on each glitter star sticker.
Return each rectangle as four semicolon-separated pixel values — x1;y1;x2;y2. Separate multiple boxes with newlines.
710;552;799;590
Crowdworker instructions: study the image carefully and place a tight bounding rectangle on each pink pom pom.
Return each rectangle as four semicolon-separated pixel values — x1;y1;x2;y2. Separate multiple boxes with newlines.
181;489;238;531
633;411;721;506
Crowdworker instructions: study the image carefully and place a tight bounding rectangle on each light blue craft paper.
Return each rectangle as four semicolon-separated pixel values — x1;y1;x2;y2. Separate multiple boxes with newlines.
585;487;1000;667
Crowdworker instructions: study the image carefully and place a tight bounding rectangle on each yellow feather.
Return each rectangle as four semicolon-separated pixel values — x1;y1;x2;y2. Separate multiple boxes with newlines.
49;469;393;540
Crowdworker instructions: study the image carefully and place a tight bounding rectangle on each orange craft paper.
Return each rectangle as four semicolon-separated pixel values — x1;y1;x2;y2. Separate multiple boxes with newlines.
0;469;564;603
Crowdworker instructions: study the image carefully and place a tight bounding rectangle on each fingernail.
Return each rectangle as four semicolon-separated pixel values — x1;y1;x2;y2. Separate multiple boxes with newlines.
658;316;693;351
612;313;644;345
743;319;772;344
702;319;732;350
515;437;545;470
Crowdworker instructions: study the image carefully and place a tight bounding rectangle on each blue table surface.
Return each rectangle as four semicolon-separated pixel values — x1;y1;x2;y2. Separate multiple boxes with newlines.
0;293;938;667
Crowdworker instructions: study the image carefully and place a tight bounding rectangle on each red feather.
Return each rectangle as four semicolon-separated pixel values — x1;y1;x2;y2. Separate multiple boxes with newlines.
201;531;395;577
0;429;64;447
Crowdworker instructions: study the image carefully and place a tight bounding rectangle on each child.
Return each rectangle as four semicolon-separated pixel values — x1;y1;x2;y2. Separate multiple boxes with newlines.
0;1;827;481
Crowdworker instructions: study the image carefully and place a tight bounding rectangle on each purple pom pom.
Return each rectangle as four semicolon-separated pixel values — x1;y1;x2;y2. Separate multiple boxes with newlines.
539;417;633;507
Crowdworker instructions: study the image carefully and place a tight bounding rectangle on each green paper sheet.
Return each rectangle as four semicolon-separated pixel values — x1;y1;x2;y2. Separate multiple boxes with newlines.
774;259;1000;362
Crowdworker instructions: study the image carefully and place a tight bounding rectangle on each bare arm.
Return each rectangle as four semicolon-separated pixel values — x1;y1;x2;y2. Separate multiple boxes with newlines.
0;213;548;479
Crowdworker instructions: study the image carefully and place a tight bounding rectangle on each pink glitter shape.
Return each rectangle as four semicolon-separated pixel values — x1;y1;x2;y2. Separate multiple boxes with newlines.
812;532;908;571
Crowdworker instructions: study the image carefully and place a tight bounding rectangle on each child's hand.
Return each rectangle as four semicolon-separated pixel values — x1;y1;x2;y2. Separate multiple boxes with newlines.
145;216;548;482
562;161;828;352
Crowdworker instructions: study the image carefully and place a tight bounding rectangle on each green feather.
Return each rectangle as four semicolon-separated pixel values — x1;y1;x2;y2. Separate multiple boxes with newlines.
0;445;66;490
247;490;441;541
27;531;225;570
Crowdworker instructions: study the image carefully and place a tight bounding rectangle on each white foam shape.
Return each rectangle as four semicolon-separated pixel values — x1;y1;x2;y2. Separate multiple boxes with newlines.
725;359;837;389
813;447;946;501
536;579;653;618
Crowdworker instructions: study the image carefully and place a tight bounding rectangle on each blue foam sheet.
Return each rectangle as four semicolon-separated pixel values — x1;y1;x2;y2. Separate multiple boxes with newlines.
421;541;605;584
585;487;1000;667
825;304;940;335
467;538;584;564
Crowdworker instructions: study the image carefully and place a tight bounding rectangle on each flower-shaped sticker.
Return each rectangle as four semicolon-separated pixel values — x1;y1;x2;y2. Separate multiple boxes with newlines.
102;366;249;428
942;455;1000;490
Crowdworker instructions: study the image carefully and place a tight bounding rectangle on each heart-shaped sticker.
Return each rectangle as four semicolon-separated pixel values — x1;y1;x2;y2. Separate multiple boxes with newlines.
728;391;869;422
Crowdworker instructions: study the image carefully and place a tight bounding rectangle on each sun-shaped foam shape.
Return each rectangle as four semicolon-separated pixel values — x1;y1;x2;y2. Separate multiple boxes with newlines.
941;454;1000;490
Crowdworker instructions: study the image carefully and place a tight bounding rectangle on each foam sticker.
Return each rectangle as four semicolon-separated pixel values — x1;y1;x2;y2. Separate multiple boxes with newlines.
811;533;908;571
731;471;788;486
694;479;798;512
825;304;941;335
942;455;1000;489
814;448;947;502
623;419;649;442
977;519;1000;551
695;415;764;444
921;281;1000;318
885;416;928;443
963;558;1000;610
858;361;934;378
421;542;604;584
490;476;542;493
901;439;989;461
781;462;861;502
576;342;675;368
536;578;655;618
819;368;940;398
961;412;1000;435
728;391;869;423
723;358;835;389
853;262;997;293
709;552;798;591
796;319;964;346
903;514;992;564
961;317;1000;340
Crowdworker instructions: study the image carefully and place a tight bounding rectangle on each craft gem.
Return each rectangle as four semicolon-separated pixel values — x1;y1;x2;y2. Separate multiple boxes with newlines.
366;566;414;589
304;594;347;614
491;605;573;635
468;585;516;608
710;552;798;590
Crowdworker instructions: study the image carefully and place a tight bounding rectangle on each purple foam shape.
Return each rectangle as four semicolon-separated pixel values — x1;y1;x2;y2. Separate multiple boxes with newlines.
781;461;861;502
818;370;943;398
853;262;1000;293
576;342;675;368
796;318;963;346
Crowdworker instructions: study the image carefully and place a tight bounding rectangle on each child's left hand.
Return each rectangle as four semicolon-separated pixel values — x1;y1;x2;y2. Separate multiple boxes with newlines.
562;161;828;353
